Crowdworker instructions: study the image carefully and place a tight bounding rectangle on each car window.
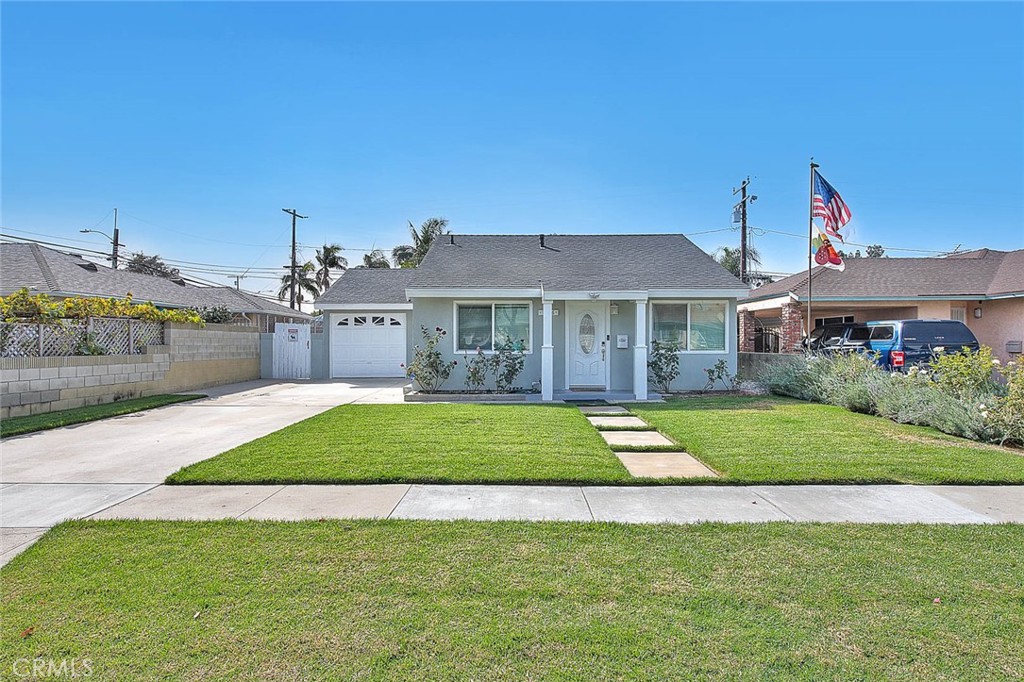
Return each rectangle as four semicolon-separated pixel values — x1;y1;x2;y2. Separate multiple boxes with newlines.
870;326;894;341
902;322;977;344
847;327;871;341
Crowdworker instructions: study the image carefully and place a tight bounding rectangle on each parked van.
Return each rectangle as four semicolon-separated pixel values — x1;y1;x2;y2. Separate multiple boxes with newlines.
844;319;980;370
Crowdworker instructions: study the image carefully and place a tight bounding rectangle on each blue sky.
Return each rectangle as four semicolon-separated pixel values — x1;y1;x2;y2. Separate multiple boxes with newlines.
3;1;1022;297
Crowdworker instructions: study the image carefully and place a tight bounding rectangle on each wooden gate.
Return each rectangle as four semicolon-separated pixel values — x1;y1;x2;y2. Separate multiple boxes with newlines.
272;322;311;379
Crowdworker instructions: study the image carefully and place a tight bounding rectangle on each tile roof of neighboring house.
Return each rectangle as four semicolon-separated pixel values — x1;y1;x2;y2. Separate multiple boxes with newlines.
407;234;746;291
315;268;416;305
0;243;310;318
742;248;1024;303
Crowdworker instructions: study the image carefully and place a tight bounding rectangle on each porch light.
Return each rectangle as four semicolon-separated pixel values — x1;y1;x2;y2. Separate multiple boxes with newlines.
609;303;619;315
974;307;983;319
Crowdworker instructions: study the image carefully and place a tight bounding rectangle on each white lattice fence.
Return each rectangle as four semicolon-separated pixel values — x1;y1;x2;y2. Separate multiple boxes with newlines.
0;319;163;357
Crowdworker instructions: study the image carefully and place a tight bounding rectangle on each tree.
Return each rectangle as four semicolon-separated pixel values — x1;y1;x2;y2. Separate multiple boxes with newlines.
361;249;391;269
392;217;449;268
391;244;415;268
314;243;347;292
838;244;886;259
715;245;761;280
277;261;319;307
124;252;179;279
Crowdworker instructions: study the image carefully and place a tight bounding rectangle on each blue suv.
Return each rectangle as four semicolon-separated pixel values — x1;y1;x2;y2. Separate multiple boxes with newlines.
842;319;980;370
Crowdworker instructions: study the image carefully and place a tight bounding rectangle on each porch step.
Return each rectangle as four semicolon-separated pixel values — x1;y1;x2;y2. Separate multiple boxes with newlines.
578;405;630;416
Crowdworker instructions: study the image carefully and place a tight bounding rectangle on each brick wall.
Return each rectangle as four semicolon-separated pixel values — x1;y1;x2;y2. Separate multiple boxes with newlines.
0;323;259;419
738;309;756;353
780;302;805;353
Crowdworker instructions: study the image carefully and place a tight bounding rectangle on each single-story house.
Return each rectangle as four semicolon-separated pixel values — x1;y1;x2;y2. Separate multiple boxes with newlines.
738;248;1024;363
315;234;750;400
0;242;311;330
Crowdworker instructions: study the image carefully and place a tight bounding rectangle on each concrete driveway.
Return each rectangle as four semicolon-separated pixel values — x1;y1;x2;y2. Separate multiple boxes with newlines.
1;378;406;563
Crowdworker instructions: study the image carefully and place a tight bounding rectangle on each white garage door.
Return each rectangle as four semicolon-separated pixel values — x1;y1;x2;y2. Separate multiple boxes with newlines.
330;313;407;378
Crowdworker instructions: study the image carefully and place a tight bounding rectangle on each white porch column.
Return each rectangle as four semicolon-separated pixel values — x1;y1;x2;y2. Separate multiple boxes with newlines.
633;300;648;400
541;301;554;401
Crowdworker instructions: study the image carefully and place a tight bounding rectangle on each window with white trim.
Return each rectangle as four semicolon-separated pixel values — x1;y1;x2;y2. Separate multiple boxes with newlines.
456;303;531;352
651;302;727;351
950;307;967;323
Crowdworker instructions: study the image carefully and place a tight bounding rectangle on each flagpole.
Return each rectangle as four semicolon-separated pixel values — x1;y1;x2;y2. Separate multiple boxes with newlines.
807;160;819;341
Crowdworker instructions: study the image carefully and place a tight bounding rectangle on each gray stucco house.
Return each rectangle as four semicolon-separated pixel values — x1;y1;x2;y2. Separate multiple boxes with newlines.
314;234;749;400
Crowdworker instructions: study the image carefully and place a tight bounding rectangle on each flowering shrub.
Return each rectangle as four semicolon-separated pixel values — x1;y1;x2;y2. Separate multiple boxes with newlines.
406;326;457;393
462;341;527;392
464;348;490;391
0;288;203;325
758;348;1019;446
647;340;680;393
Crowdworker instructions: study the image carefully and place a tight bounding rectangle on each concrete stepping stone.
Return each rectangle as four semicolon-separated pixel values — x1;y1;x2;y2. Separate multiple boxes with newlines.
587;416;648;428
578;405;630;415
600;430;674;447
615;452;718;479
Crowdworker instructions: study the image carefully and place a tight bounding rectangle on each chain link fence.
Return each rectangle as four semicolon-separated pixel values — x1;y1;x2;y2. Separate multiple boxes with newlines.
0;318;164;358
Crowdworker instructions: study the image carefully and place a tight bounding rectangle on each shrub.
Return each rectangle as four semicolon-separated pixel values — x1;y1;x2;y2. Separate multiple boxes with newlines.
464;348;490;391
0;288;203;325
406;326;457;393
194;305;234;324
989;362;1024;446
928;346;1004;401
702;359;736;393
493;341;526;392
648;340;680;393
757;348;1016;445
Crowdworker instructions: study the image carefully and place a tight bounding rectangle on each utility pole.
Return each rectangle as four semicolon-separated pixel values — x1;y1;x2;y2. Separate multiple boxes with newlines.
232;274;246;290
732;178;756;283
111;208;120;269
281;208;308;310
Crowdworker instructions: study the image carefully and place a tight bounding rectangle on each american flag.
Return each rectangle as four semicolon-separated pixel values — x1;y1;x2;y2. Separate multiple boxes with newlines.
812;170;852;241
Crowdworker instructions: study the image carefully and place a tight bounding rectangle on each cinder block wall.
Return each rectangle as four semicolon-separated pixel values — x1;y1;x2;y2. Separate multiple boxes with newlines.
0;323;259;419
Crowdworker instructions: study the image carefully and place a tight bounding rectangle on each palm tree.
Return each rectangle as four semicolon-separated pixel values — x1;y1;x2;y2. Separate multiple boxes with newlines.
391;244;415;267
392;217;449;268
278;261;320;308
715;245;761;280
314;243;347;292
361;249;391;269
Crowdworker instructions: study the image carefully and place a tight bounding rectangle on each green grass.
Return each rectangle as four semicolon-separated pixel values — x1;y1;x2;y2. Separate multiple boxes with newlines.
631;396;1024;484
168;403;631;485
2;520;1022;680
0;394;205;438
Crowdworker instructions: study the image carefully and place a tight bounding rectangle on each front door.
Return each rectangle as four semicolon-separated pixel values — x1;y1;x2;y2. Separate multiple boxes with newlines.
566;302;608;389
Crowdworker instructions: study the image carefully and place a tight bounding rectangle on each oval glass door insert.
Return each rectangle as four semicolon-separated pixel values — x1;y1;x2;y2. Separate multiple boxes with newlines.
579;314;596;354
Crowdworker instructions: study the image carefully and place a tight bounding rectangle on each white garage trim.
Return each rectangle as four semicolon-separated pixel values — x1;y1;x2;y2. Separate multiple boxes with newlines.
330;312;408;378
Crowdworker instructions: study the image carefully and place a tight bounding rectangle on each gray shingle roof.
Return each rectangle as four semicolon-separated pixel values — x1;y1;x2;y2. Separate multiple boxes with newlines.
0;243;309;317
407;234;745;291
742;249;1024;303
315;268;415;305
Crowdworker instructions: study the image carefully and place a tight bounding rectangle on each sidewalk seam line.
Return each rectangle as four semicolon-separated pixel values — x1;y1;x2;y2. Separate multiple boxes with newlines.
234;485;288;519
80;483;162;521
580;487;596;521
751;489;795;521
387;484;415;519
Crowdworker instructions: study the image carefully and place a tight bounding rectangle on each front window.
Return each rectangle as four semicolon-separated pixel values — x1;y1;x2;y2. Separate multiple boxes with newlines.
651;302;727;352
456;303;531;352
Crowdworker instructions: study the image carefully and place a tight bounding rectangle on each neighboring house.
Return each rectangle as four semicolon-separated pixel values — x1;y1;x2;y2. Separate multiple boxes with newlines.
0;242;310;331
315;234;749;399
738;248;1024;362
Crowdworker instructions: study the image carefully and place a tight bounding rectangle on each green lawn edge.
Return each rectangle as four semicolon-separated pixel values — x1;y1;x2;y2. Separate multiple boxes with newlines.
3;519;1022;681
1;394;206;438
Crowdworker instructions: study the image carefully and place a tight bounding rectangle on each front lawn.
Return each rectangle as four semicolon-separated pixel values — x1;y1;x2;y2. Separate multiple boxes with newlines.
631;396;1024;484
2;521;1021;680
0;394;205;438
168;403;630;485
